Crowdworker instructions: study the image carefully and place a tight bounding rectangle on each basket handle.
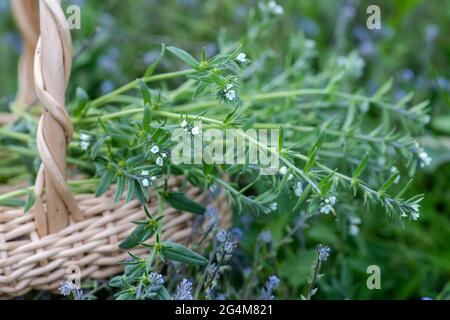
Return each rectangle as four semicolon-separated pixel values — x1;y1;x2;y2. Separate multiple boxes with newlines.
16;0;83;236
11;0;40;107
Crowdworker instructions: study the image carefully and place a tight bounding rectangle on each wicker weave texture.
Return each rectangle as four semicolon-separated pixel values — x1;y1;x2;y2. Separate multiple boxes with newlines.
0;181;230;298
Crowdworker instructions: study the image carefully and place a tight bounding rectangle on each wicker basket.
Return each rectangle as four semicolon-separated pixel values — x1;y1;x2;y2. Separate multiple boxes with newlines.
0;0;230;298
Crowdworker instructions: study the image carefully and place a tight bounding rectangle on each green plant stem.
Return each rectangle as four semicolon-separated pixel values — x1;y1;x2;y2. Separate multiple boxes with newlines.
0;178;98;204
91;69;196;107
0;128;32;143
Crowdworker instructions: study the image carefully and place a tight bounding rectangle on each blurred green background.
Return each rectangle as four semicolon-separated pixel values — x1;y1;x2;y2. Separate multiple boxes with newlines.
0;0;449;299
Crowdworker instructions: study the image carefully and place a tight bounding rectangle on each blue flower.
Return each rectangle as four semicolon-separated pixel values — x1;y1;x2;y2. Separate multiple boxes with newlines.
148;272;164;292
58;281;75;296
259;230;272;244
230;227;243;241
224;241;235;254
216;229;228;243
317;244;331;262
259;275;280;300
173;279;193;300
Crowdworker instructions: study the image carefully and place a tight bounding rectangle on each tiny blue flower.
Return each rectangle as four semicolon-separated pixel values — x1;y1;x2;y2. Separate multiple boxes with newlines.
224;241;235;254
173;279;193;300
259;230;272;244
317;244;331;262
216;229;228;243
148;272;164;292
58;281;75;296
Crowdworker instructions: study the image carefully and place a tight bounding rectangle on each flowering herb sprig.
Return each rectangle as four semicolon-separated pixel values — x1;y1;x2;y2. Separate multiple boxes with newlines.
0;4;433;300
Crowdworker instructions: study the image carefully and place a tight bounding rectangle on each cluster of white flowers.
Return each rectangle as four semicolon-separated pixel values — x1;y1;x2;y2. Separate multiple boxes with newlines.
260;1;284;16
149;143;166;167
140;170;156;187
294;181;303;197
390;166;400;184
278;166;294;181
348;216;361;236
236;52;247;63
320;196;336;214
79;133;91;150
418;148;432;168
224;83;236;101
181;120;200;136
337;53;366;77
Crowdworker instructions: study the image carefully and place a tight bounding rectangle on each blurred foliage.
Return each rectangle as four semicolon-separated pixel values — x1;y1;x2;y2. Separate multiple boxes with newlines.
0;0;449;299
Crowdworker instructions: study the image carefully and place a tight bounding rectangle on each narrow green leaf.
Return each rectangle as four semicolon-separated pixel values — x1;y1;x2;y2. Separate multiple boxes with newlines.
143;43;166;78
291;184;311;212
278;125;284;152
193;81;208;98
167;46;199;68
143;103;152;131
74;87;90;117
395;179;414;199
378;173;400;193
96;169;115;197
318;170;336;196
373;78;393;100
119;223;156;250
163;191;205;215
161;241;207;266
352;152;369;180
125;180;135;203
303;146;318;173
114;175;126;203
24;189;35;213
138;79;152;106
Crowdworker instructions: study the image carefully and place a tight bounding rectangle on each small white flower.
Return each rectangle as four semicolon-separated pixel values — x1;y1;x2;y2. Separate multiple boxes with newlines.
294;181;303;197
141;170;149;176
270;202;278;211
191;126;200;136
349;224;359;236
287;174;294;181
226;84;234;91
411;211;420;221
161;153;167;158
349;216;361;225
328;196;336;205
225;90;236;101
181;120;187;128
151;145;160;154
80;133;90;141
418;150;432;167
142;178;150;187
236;53;247;63
305;39;316;49
360;101;370;113
320;204;333;214
411;204;420;212
156;156;164;167
267;0;284;15
151;176;157;181
80;141;90;150
279;166;288;175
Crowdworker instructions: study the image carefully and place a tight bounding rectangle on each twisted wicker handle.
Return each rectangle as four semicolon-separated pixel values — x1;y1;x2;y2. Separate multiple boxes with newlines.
11;0;40;107
32;0;82;236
